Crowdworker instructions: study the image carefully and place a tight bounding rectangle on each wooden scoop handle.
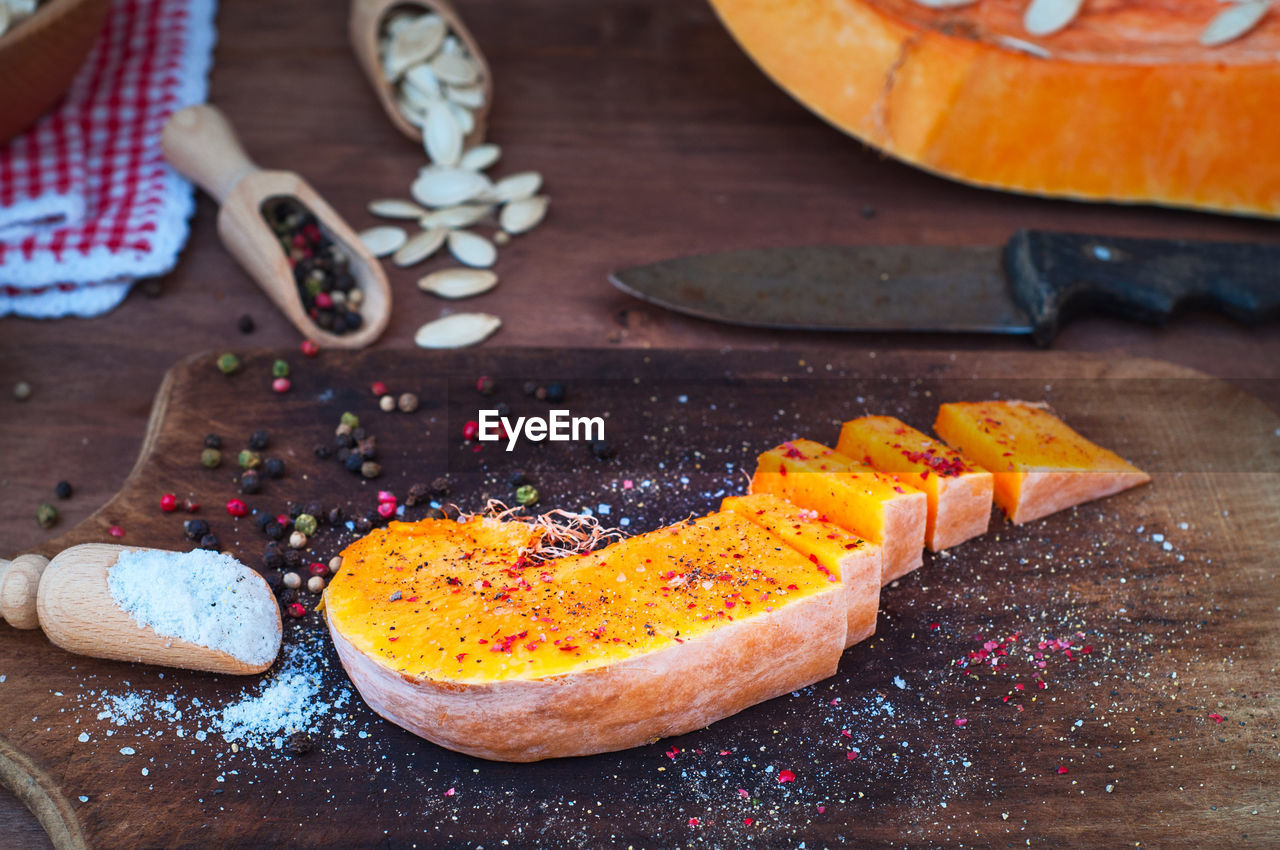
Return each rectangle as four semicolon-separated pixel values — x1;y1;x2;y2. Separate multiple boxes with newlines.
161;104;260;203
0;554;50;630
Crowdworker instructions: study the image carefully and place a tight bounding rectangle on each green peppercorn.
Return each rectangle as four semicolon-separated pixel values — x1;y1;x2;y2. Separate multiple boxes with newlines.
36;502;58;528
216;353;240;375
238;449;261;470
201;448;222;468
515;485;539;507
360;461;382;479
340;411;360;429
294;513;318;536
272;359;290;379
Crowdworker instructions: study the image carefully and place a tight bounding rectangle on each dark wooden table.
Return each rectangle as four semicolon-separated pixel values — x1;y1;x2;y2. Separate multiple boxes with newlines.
1;0;1276;845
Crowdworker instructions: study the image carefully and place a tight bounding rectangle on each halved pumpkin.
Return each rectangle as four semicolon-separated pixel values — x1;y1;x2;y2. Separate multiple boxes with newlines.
708;0;1280;217
933;400;1150;524
836;415;993;552
750;439;927;584
324;512;848;761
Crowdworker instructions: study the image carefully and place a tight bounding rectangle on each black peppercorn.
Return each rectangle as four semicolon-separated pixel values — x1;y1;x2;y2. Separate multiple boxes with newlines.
335;432;355;449
405;483;430;507
265;521;284;541
523;381;538;397
509;471;528;487
591;440;616;460
278;588;299;605
184;518;210;540
494;401;511;418
344;453;364;473
358;437;378;460
239;470;262;494
264;571;283;591
248;430;270;450
425;507;447;520
198;533;220;551
286;501;302;519
283;731;315;756
204;434;222;449
283;548;302;569
327;506;344;526
263;457;285;479
237;314;255;334
355;516;373;533
545;382;566;402
476;375;496;396
255;512;273;530
313;444;332;460
262;545;284;569
430;476;453;497
352;427;366;442
54;481;73;500
305;501;324;521
336;446;352;463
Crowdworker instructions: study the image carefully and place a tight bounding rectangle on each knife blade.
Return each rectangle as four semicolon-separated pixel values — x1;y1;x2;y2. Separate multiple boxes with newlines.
608;230;1280;346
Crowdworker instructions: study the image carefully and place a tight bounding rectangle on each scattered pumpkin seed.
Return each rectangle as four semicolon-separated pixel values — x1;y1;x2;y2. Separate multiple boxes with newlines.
500;195;549;235
424;99;464;166
1200;0;1270;46
459;144;501;172
368;199;429;219
1023;0;1084;36
418;268;499;299
421;202;492;229
385;14;447;80
490;171;542;203
412;168;492;207
393;227;449;267
431;51;479;86
358;226;408;257
414;312;502;348
447;229;497;268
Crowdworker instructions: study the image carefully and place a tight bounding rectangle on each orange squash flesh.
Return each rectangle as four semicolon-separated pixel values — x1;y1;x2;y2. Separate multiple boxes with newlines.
722;492;881;647
933;401;1150;524
708;0;1280;217
836;415;993;552
323;512;847;760
750;439;927;585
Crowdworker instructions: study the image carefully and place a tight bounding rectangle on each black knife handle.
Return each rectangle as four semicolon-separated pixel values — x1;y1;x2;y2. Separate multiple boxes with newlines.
1004;229;1280;347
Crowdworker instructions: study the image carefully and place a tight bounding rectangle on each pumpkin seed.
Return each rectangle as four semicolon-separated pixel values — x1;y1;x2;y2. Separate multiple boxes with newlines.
499;195;549;235
424;99;464;166
358;226;408;257
412;168;492;207
460;144;501;172
385;15;447;80
404;64;442;98
414;312;502;348
432;52;479;86
449;102;476;135
446;83;487;110
418;268;499;299
1200;0;1269;45
393;227;449;267
397;101;426;127
399;77;439;112
1023;0;1083;36
421;203;493;229
369;199;429;219
490;171;543;203
448;229;497;267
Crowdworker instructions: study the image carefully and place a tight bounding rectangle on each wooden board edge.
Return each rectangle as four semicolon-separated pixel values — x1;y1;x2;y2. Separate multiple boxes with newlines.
0;735;87;850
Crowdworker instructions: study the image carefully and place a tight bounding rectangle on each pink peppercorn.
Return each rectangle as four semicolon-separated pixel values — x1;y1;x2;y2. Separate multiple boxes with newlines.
108;525;125;538
183;498;200;513
286;602;306;619
777;769;795;783
226;499;248;517
463;420;480;441
300;340;319;357
276;513;290;526
314;292;333;309
377;490;396;504
1057;766;1069;775
309;562;327;576
272;377;291;393
159;493;178;512
371;381;389;396
377;501;395;519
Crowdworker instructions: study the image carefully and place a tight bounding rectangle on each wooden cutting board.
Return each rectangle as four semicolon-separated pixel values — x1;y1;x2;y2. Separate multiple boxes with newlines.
2;349;1277;848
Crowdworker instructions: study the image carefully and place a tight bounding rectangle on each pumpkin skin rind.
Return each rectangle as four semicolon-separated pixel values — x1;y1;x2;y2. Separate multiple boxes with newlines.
708;0;1280;217
933;400;1150;524
324;513;847;761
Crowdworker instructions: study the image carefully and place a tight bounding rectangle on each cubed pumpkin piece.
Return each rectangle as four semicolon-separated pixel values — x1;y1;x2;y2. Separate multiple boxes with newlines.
750;439;927;585
933;401;1150;525
722;493;881;647
836;415;993;552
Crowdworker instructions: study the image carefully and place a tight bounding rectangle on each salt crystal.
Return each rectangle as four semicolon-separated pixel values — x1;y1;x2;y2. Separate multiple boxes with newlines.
119;746;135;755
78;796;88;803
77;732;89;743
108;549;280;666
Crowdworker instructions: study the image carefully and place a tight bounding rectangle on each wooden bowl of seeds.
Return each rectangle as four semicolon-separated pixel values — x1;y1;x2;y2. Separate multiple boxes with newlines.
0;0;111;144
350;0;493;153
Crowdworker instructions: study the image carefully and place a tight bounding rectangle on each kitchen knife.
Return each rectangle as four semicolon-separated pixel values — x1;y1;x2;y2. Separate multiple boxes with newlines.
608;230;1280;346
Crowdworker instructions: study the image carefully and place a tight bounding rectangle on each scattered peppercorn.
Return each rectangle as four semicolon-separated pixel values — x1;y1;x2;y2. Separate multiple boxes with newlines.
237;314;255;334
515;485;539;507
522;381;538;396
294;514;318;536
307;575;325;594
355;516;373;533
184;518;210;540
36;503;58;528
283;731;314;755
510;471;528;487
265;520;284;540
216;353;240;375
358;436;378;460
264;572;283;591
54;481;73;500
248;429;270;450
305;501;324;521
300;339;319;357
327;506;343;526
283;571;302;589
430;476;453;497
534;386;548;401
278;588;299;606
262;545;284;569
476;376;496;396
200;448;222;469
397;393;419;413
108;525;126;538
405;483;430;507
425;507;446;520
361;461;382;479
272;377;291;393
225;499;249;518
289;530;307;549
328;556;343;574
283;548;302;569
160;493;178;512
344;453;364;474
379;394;396;413
463;420;480;441
494;401;511;418
271;360;290;379
286;501;303;519
591;439;616;460
376;501;395;518
313;444;332;460
545;382;566;402
13;381;32;401
371;381;389;396
239;470;262;494
286;602;307;619
237;450;260;470
182;497;200;513
340;411;360;429
204;434;222;449
198;533;220;550
263;457;285;479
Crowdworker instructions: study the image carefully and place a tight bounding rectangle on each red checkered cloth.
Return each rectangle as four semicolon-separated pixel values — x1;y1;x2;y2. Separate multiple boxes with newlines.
0;0;217;318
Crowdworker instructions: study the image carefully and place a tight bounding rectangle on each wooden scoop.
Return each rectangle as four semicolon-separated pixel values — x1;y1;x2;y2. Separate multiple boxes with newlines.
161;104;390;349
349;0;493;146
0;544;280;676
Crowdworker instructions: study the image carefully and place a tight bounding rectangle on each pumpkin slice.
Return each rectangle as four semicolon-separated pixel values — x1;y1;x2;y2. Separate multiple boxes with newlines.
722;492;880;647
324;512;847;762
933;401;1150;524
836;415;993;552
750;439;927;584
709;0;1280;217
